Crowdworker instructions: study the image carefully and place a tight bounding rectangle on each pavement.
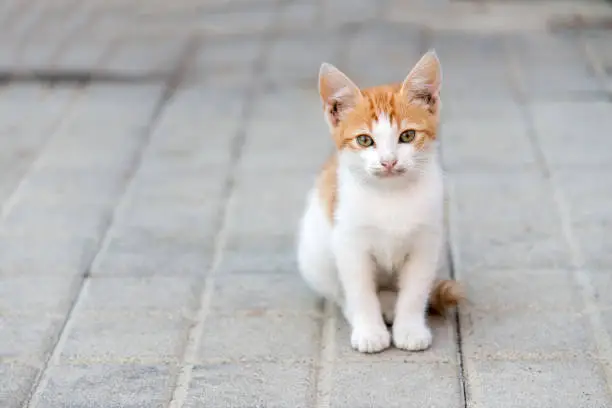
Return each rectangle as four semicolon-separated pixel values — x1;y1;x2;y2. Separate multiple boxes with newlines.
1;0;612;407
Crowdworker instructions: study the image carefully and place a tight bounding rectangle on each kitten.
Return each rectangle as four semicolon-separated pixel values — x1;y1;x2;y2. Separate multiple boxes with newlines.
297;50;462;353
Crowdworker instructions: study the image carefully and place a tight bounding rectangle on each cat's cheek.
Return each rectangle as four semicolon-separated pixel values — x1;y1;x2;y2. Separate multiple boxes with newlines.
397;145;417;169
361;149;381;173
338;150;365;176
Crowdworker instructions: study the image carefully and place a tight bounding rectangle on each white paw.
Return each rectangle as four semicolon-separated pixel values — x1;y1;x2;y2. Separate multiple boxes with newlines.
392;322;432;351
351;325;391;353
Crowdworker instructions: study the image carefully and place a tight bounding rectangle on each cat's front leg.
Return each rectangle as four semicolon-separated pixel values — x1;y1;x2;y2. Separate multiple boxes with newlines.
392;231;442;351
332;229;390;353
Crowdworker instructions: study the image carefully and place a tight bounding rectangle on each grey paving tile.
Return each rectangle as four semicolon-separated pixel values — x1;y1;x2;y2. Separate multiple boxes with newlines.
109;202;219;242
583;33;612;92
0;314;64;360
34;364;174;408
197;66;255;88
105;210;217;265
461;268;581;313
331;362;461;408
218;249;298;275
210;274;318;313
53;37;112;70
92;245;211;277
432;32;507;63
264;32;340;85
512;34;602;96
322;0;378;27
0;362;39;408
442;98;523;123
461;307;595;359
93;229;212;276
78;276;199;312
449;172;571;270
246;90;323;133
126;170;226;205
279;0;318;30
0;86;77;203
0;85;73;135
240;91;330;172
345;24;422;86
224;232;296;255
530;101;612;169
0;233;98;276
38;131;145;171
431;33;513;99
0;201;111;239
520;65;601;97
470;359;612;408
598;310;612;346
239;142;330;173
590;271;612;307
197;313;319;363
104;37;185;74
440;117;537;172
0;276;79;313
193;37;263;71
195;8;275;36
17;168;127;203
554;170;612;268
0;85;163;291
250;88;321;122
225;174;311;238
59;312;188;363
64;85;164;128
184;363;313;408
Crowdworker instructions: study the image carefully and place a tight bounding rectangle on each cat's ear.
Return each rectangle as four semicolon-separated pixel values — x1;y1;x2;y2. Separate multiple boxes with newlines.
400;50;442;113
318;63;363;129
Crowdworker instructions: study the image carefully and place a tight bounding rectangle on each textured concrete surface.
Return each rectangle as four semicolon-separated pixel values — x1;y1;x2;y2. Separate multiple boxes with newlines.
1;0;612;407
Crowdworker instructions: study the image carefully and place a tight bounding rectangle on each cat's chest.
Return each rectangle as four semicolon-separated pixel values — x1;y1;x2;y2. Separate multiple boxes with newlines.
368;228;413;274
336;179;442;272
339;185;437;234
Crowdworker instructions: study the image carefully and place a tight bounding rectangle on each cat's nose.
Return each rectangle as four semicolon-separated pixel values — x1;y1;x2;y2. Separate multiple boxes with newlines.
381;159;398;170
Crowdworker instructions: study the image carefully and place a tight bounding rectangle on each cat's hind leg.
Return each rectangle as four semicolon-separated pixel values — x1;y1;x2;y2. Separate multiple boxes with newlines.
297;191;341;304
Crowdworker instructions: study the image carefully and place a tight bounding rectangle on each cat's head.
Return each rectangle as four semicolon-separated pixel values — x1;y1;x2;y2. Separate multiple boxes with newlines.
318;50;442;183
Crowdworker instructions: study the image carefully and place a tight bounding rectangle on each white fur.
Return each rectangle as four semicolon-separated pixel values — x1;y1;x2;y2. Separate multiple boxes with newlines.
297;116;444;353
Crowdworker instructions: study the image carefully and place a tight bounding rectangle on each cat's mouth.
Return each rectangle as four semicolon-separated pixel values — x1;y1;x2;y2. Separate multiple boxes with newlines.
374;168;406;178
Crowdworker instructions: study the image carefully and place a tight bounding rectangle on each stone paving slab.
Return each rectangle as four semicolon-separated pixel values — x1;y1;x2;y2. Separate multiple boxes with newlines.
1;0;612;407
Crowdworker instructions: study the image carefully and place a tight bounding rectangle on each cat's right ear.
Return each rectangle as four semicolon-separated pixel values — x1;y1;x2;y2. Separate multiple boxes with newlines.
318;63;362;129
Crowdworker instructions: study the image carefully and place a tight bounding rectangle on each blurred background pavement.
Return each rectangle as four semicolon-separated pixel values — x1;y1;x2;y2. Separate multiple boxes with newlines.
2;0;612;407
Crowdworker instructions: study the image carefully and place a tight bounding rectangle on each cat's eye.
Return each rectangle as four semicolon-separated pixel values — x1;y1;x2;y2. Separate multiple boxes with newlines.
356;134;374;147
399;129;417;143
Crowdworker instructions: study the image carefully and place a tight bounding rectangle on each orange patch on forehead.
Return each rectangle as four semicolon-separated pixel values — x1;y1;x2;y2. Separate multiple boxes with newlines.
331;84;438;150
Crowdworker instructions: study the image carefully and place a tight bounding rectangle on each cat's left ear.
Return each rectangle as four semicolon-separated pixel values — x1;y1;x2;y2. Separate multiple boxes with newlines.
400;50;442;114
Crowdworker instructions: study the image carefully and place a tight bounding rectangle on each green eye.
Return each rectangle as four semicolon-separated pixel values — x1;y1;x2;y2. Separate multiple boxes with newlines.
356;134;374;147
399;129;417;143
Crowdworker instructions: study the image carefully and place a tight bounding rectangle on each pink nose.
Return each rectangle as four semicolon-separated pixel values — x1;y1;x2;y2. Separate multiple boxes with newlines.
381;159;398;170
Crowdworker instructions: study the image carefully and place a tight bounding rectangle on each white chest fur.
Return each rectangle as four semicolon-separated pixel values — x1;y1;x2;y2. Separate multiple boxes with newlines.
334;162;444;273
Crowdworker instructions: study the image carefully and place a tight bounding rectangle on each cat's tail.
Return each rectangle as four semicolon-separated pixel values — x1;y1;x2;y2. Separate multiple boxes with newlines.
428;279;464;316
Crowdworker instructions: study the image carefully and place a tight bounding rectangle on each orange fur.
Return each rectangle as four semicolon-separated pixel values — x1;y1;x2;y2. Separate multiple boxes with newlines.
317;155;338;223
428;279;465;316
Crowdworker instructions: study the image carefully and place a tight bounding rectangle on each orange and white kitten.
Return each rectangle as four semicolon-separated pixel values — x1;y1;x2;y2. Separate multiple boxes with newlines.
297;51;460;353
